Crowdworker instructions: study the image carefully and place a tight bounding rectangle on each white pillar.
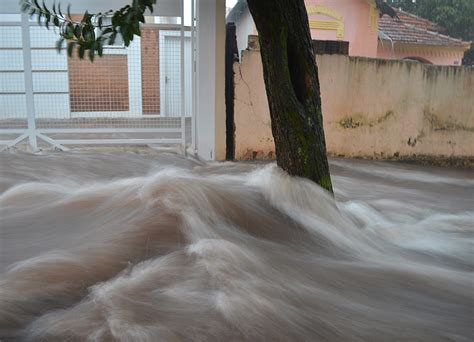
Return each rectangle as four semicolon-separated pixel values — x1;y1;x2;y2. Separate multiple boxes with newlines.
196;0;225;160
21;13;37;151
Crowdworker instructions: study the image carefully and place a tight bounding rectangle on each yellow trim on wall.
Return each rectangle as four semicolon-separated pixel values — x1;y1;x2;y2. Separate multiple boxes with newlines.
368;4;378;30
306;5;345;40
309;21;344;39
307;5;343;21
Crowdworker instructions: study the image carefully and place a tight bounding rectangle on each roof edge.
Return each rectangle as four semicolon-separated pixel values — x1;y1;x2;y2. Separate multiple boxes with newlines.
226;0;248;23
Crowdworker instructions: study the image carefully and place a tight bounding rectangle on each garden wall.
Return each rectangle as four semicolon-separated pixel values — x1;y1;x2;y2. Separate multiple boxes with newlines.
233;48;474;165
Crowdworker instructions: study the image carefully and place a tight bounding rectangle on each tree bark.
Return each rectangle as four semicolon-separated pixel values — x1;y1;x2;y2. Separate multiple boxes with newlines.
246;0;333;192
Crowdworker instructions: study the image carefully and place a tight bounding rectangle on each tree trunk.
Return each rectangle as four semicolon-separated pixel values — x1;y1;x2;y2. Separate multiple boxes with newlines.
246;0;333;193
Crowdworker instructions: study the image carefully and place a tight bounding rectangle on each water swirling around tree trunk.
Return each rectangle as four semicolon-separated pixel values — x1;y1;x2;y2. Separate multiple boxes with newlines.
0;151;472;341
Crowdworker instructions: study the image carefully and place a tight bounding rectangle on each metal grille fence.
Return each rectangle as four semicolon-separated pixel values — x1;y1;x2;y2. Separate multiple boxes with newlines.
0;4;195;151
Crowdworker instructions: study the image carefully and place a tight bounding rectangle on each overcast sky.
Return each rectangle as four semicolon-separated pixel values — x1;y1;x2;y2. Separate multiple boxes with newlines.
0;0;240;14
226;0;238;9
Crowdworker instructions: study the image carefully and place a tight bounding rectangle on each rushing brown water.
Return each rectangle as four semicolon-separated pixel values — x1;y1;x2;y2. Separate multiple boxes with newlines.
0;150;473;341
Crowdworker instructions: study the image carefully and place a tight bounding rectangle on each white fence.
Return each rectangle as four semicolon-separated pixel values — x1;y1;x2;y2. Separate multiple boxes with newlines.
0;5;195;151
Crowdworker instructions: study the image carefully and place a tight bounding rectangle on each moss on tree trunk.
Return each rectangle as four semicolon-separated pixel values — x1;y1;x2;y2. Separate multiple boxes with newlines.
247;0;333;193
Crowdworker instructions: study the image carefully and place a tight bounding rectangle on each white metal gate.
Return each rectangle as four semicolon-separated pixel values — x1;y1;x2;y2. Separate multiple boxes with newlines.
0;1;196;151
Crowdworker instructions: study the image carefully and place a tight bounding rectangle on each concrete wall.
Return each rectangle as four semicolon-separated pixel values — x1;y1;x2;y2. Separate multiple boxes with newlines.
233;49;474;163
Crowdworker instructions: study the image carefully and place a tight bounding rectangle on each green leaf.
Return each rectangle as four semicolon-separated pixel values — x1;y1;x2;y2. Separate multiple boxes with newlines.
73;25;82;39
42;0;49;13
53;16;60;26
67;41;75;57
120;26;130;46
125;11;134;24
102;27;114;35
108;32;117;45
20;2;29;12
89;44;95;62
82;10;93;24
78;44;86;59
132;22;141;36
64;22;74;38
97;43;104;57
112;14;119;27
83;25;95;41
37;12;42;27
55;37;64;52
44;13;50;29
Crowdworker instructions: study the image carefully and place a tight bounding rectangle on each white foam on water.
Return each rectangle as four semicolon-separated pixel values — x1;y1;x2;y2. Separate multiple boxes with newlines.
0;151;472;341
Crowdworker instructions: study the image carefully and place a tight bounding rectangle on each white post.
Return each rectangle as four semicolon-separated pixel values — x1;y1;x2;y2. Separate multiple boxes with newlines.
195;0;225;160
21;13;37;151
191;0;197;151
181;0;186;149
127;38;143;117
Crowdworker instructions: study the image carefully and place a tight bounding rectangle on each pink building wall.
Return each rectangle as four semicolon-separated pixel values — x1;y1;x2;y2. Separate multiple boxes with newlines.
377;42;466;66
305;0;378;57
305;0;468;65
232;0;468;65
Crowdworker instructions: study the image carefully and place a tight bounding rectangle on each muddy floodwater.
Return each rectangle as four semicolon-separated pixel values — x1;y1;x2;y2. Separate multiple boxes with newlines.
0;150;473;341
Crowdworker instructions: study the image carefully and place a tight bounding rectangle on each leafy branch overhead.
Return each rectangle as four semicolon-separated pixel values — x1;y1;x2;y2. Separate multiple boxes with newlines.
20;0;156;61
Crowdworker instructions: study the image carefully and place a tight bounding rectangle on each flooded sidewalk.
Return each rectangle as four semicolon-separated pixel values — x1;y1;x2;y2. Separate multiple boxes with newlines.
1;150;473;341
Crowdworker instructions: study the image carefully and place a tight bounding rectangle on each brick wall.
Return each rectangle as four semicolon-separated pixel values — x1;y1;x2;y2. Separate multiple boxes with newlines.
68;54;130;112
67;15;161;114
141;27;161;114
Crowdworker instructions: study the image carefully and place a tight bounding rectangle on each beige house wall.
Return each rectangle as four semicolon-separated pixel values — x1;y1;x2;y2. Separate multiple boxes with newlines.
233;50;474;162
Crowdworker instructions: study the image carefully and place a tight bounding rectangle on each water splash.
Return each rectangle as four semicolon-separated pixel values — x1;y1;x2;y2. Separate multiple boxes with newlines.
0;151;472;341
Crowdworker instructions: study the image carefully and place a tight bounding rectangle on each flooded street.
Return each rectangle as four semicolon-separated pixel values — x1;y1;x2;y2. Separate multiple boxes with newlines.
0;150;473;341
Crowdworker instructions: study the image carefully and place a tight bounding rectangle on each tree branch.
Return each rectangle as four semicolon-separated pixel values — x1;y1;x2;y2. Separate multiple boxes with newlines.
20;0;156;61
